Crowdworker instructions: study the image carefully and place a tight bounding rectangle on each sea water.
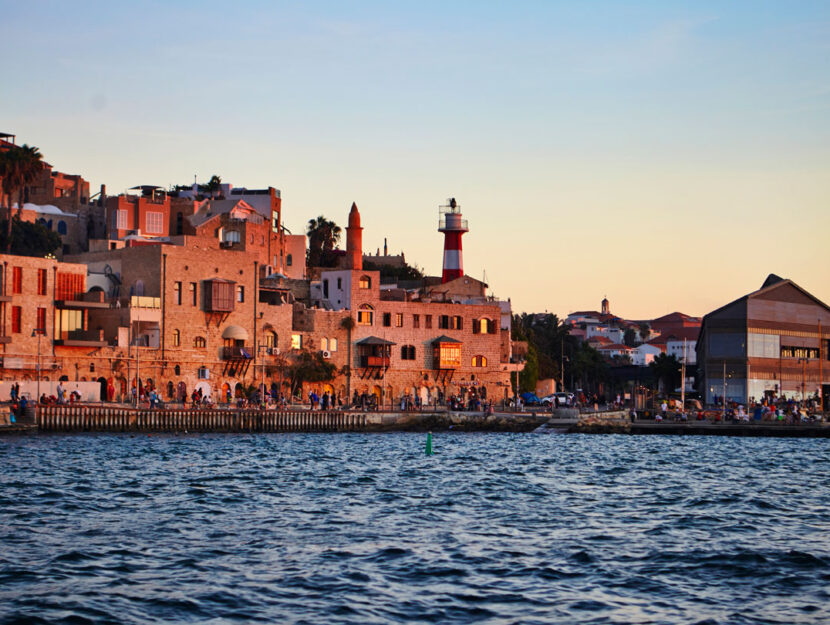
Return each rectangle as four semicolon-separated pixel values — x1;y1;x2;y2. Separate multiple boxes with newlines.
1;433;828;624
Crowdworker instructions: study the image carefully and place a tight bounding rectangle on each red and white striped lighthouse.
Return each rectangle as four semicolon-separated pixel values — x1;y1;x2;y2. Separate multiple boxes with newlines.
438;197;468;283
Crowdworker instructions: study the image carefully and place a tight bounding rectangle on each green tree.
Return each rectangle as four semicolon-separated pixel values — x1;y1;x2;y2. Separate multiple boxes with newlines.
649;353;681;393
286;349;337;397
306;215;342;267
363;260;425;283
0;219;61;256
0;144;45;251
623;327;638;347
518;343;539;392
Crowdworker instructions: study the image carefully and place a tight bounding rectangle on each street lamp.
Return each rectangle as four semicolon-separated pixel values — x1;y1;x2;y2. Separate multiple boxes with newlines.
31;327;44;403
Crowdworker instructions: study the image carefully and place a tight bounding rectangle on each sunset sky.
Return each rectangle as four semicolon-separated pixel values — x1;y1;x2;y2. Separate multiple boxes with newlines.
3;1;828;319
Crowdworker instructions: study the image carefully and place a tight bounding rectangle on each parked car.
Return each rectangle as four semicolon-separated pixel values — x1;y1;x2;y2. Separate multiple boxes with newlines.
553;392;573;407
540;394;556;406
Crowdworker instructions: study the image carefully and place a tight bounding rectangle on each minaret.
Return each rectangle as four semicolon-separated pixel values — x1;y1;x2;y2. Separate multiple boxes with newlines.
601;296;610;315
346;202;363;270
438;197;468;283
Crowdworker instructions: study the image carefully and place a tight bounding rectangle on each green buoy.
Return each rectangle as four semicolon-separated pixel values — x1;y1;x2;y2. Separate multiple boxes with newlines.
425;431;433;456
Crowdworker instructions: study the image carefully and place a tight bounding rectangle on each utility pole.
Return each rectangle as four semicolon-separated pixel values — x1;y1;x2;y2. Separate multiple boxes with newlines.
680;338;686;415
819;319;824;414
722;360;727;421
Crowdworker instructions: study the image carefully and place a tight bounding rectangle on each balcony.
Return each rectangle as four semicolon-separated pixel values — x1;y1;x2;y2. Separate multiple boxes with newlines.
53;330;108;347
56;290;111;309
359;355;390;368
222;346;252;360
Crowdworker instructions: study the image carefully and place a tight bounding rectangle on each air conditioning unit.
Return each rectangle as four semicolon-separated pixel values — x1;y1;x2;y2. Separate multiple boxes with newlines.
268;347;279;355
321;350;331;359
197;367;210;379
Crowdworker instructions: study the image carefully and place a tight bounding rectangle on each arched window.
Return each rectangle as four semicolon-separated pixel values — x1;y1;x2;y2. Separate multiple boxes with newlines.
321;337;329;351
359;275;371;289
401;345;416;360
57;221;67;235
472;355;487;367
194;336;206;348
172;329;180;347
265;331;278;348
329;338;337;352
357;304;374;326
174;364;181;375
167;381;174;398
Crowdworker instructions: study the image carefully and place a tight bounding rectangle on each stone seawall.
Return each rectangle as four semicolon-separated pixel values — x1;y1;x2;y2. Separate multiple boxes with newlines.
33;405;549;434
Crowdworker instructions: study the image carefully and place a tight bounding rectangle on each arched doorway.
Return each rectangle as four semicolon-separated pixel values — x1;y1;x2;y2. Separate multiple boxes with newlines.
97;376;107;401
59;375;69;382
177;381;187;403
166;381;174;399
222;382;231;403
234;382;244;398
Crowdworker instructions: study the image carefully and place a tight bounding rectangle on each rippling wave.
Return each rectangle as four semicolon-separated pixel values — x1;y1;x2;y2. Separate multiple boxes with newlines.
1;433;829;624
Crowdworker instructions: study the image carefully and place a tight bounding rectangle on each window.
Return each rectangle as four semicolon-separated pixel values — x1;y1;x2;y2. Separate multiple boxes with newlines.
291;334;303;350
174;282;182;305
472;355;487;367
194;336;206;348
488;319;497;334
11;306;21;333
37;269;47;296
172;329;180;347
337;278;342;289
265;331;278;348
383;312;392;327
434;343;461;368
439;315;450;329
323;279;329;298
395;313;403;328
748;333;779;359
115;209;127;229
359;275;371;289
453;316;463;330
57;221;67;235
190;282;197;306
357;305;374;326
12;267;22;294
425;315;432;329
329;338;337;352
236;285;244;303
413;314;420;329
780;345;819;359
286;254;293;266
321;337;329;351
146;211;164;234
401;345;416;360
174;365;181;376
36;308;46;333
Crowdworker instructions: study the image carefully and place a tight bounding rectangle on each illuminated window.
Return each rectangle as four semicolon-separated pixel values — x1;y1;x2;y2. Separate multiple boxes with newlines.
265;331;278;348
395;313;403;328
434;342;461;368
173;282;182;305
358;304;374;326
321;337;329;351
194;336;206;348
359;275;371;289
236;286;244;303
472;355;487;367
329;338;337;352
190;282;197;306
291;334;303;350
172;329;180;347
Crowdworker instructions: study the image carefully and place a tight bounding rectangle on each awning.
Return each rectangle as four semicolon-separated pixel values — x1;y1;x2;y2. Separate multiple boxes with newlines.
222;325;249;341
432;335;462;344
356;336;396;346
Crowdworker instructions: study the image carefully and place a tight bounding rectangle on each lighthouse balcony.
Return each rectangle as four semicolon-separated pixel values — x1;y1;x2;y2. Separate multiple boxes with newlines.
438;216;468;232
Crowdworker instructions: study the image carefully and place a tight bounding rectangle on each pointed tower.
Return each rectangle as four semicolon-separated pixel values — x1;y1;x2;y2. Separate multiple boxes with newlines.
438;197;468;283
601;296;610;315
346;202;363;270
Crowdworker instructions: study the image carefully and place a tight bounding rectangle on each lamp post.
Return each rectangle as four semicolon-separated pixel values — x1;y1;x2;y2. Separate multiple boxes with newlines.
32;327;44;403
798;357;807;403
257;344;268;405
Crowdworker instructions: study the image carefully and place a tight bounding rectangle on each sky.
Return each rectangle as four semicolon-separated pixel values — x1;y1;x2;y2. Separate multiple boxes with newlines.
2;1;829;320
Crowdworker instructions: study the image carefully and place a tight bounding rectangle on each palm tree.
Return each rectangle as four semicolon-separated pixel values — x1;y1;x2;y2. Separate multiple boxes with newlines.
0;144;45;252
306;215;342;267
205;175;222;198
340;315;356;405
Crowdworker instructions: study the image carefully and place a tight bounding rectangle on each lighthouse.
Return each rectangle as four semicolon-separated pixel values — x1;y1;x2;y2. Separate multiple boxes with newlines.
438;197;468;283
